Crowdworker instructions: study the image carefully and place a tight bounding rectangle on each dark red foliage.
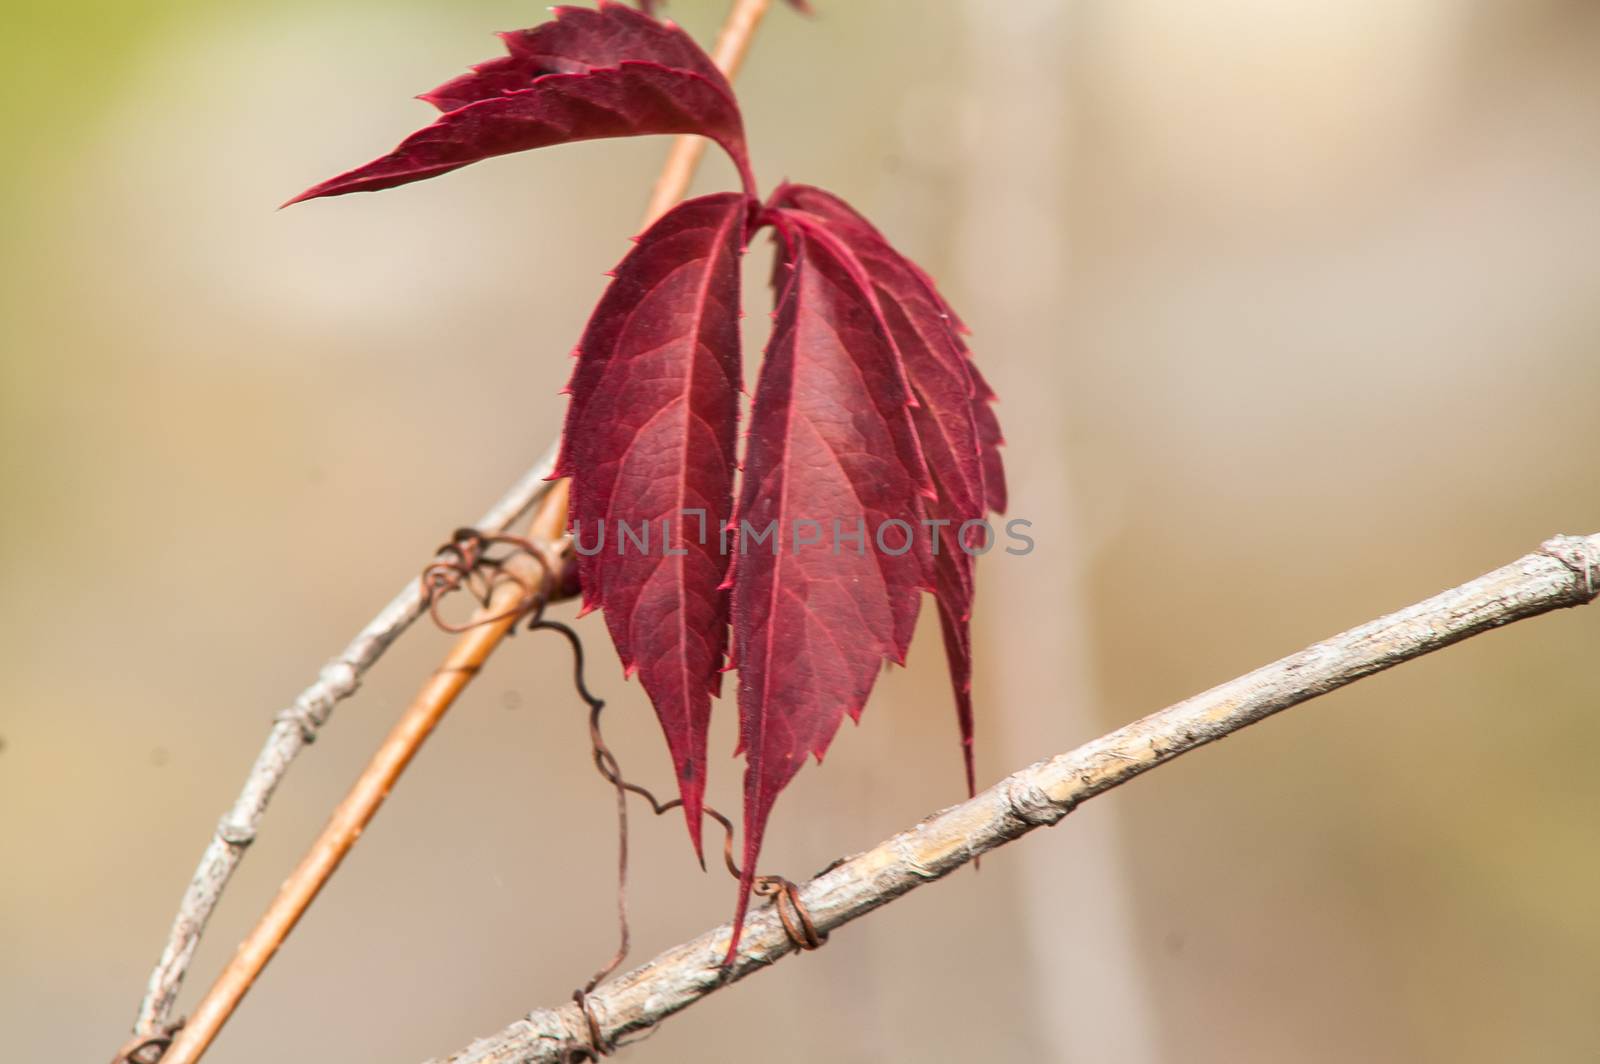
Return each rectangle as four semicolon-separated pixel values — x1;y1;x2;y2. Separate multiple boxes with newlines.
969;361;1008;513
770;184;998;799
724;217;935;958
286;3;752;205
556;191;750;861
423;3;728;112
291;2;1004;960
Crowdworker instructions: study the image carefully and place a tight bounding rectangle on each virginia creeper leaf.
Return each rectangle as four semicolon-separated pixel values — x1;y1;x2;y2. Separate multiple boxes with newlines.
291;5;1010;966
725;220;934;960
770;186;987;518
287;8;750;205
556;191;751;859
778;186;1008;513
771;184;1003;798
423;3;728;113
968;360;1008;513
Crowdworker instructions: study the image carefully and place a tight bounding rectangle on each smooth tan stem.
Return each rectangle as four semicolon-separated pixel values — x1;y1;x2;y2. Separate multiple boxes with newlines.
642;0;771;223
132;445;560;1039
160;485;570;1064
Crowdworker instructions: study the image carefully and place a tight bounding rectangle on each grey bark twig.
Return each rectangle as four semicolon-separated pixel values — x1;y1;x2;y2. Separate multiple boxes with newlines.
432;533;1598;1064
132;443;559;1037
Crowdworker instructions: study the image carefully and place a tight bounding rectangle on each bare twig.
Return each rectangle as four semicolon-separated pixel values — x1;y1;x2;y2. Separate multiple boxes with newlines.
430;533;1600;1064
131;2;777;1059
158;485;572;1064
131;442;559;1038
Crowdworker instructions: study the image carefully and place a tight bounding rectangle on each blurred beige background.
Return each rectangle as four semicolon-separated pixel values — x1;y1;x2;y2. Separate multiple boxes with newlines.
3;1;1599;1061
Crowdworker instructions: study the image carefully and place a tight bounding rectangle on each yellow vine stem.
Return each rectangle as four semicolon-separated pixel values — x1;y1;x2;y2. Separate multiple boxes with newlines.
157;3;774;1061
158;483;568;1064
643;0;772;223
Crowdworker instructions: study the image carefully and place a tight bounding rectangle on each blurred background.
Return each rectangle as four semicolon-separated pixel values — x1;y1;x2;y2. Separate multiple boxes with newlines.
3;1;1599;1060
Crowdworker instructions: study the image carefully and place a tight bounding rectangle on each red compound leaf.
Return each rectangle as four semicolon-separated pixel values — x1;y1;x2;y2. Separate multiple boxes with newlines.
724;218;934;961
288;3;1012;972
286;5;752;205
556;191;752;859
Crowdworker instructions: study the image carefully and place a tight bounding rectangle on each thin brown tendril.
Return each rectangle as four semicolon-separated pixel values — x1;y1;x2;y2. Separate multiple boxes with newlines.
522;607;826;1060
420;528;554;632
425;529;824;1060
425;525;824;1057
753;875;825;950
565;988;612;1062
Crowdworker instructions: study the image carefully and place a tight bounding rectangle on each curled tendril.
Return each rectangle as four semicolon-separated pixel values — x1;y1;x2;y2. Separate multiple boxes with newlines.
420;525;823;1063
420;527;556;632
527;612;825;988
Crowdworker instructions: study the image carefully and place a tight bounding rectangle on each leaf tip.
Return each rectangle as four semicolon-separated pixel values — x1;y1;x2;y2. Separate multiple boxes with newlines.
723;862;757;968
279;187;319;210
676;777;708;865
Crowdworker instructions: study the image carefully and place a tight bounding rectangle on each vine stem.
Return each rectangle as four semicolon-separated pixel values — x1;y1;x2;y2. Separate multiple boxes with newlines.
140;2;776;1060
431;533;1600;1064
129;441;560;1045
643;0;770;220
157;482;570;1064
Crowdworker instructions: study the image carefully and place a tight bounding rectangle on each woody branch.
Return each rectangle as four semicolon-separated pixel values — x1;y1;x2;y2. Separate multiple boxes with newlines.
433;532;1598;1064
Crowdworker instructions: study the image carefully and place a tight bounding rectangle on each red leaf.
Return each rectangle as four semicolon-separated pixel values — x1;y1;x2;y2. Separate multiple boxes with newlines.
773;186;1008;514
725;219;933;961
556;191;751;859
770;184;1004;798
286;6;751;205
423;3;728;113
968;360;1007;513
771;187;987;515
291;2;1010;979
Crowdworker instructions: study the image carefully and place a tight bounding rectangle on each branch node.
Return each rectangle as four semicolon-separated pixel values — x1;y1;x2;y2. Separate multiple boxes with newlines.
274;667;351;743
315;660;361;703
1540;534;1599;600
1004;774;1069;829
215;818;255;849
273;708;316;744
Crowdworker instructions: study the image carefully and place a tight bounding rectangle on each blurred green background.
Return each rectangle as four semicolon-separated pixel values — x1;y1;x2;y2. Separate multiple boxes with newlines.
3;1;1598;1061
